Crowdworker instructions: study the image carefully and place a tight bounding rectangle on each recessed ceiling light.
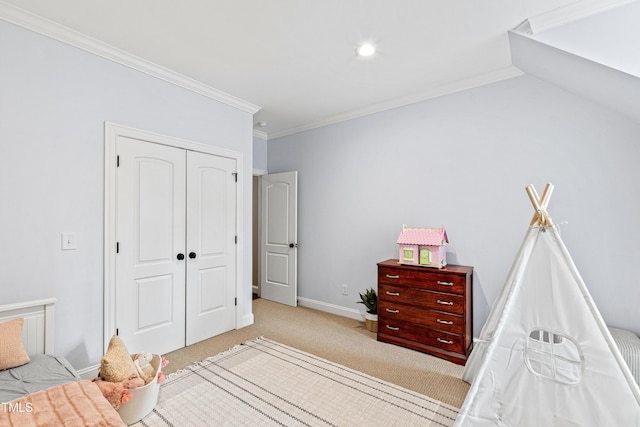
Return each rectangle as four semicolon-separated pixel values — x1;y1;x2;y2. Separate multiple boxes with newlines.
356;43;376;57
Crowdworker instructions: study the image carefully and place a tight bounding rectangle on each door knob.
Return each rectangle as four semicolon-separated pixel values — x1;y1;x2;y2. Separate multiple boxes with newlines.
177;253;185;260
189;252;197;259
289;243;297;248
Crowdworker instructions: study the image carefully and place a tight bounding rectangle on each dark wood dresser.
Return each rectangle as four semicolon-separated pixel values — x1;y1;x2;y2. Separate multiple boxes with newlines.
377;259;473;365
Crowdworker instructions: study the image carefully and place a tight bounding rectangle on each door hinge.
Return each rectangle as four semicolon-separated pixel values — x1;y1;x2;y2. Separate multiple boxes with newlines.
232;172;237;182
235;236;238;244
116;242;119;253
116;328;119;336
235;297;237;306
117;155;120;167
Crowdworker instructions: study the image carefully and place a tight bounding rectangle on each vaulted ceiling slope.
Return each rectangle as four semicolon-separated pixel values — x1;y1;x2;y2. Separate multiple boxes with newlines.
510;0;640;124
0;0;638;138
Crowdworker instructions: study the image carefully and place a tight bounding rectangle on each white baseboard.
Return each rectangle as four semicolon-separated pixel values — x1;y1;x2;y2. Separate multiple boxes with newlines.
297;297;363;321
78;300;359;379
239;312;255;328
82;312;254;379
81;310;254;378
77;364;100;380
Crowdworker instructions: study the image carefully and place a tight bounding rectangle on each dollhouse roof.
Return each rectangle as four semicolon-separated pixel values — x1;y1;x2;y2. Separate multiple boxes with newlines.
396;228;448;246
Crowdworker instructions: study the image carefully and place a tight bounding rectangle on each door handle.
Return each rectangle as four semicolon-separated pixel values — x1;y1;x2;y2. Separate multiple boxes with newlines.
189;252;197;259
289;243;298;248
177;253;185;260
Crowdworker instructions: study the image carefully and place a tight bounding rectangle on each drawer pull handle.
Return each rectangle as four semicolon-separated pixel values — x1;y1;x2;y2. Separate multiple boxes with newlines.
437;281;453;286
385;308;400;314
385;291;400;296
386;274;400;279
437;319;453;325
437;338;454;345
437;300;454;306
386;325;400;331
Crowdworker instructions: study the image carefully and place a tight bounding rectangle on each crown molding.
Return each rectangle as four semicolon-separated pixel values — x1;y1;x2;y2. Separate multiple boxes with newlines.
268;66;523;140
0;1;260;114
513;0;636;34
252;129;268;140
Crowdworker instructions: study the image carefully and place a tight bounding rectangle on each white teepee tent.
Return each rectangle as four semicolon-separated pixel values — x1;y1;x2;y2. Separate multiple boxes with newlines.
455;184;640;426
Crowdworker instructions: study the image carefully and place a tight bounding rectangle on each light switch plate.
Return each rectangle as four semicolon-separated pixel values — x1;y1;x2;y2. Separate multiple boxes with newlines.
61;232;77;250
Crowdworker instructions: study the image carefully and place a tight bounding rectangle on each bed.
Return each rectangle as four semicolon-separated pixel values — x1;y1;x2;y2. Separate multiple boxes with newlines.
0;298;125;426
609;326;640;387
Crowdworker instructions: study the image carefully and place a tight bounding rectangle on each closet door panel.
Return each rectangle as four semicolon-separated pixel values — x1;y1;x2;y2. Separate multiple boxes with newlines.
186;151;237;345
116;137;187;355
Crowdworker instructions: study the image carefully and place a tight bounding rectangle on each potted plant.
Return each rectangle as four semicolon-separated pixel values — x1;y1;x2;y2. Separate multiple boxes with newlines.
357;288;378;333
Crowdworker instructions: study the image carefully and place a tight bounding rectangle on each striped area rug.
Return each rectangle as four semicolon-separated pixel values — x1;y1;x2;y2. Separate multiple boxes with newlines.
134;337;459;426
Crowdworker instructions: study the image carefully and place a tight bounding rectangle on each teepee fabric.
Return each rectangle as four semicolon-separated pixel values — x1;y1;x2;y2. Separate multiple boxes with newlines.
455;225;640;426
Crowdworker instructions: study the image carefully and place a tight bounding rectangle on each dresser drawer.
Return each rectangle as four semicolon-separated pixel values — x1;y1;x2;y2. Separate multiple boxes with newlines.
379;284;465;315
376;260;473;365
378;301;464;334
379;266;467;294
378;318;465;355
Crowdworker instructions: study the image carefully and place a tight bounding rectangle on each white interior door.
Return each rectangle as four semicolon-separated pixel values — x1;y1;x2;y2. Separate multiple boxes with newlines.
116;137;186;355
186;151;237;345
260;171;298;306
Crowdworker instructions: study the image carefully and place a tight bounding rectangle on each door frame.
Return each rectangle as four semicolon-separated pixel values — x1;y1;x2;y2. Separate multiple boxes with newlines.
252;169;268;298
103;122;244;353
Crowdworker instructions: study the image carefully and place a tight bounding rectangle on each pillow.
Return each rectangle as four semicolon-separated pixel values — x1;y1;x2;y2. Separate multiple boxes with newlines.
100;335;138;382
0;317;31;370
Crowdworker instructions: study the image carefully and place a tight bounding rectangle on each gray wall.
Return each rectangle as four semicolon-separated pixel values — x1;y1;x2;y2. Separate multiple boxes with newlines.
0;20;254;370
268;74;640;337
253;134;268;171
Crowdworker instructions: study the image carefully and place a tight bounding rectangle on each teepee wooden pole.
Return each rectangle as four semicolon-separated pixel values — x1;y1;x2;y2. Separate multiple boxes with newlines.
526;185;542;225
526;183;554;226
539;183;554;226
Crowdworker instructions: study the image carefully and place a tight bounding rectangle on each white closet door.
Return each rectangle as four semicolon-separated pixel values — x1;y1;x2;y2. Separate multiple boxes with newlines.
186;151;237;345
116;137;186;355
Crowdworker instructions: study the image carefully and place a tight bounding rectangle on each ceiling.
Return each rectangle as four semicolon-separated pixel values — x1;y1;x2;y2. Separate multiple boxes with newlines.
0;0;632;138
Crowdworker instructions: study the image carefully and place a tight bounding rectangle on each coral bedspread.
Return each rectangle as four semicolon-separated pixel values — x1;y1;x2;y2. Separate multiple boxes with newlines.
1;380;125;426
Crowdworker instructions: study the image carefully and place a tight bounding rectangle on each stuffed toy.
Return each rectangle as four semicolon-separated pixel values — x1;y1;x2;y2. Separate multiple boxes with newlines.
100;335;139;383
93;380;132;410
157;356;169;384
121;373;145;390
93;371;146;410
133;352;155;384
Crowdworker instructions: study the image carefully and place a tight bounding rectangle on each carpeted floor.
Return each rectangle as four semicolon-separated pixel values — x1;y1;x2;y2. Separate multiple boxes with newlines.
138;338;460;426
163;298;469;408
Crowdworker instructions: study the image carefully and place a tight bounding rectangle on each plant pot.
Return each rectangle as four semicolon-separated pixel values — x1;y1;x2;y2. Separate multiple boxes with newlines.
364;312;378;333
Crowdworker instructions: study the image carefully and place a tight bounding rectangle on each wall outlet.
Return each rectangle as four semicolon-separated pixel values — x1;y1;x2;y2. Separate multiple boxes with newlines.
342;284;348;296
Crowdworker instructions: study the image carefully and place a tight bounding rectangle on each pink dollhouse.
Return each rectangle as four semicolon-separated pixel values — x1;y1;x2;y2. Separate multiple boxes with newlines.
396;227;448;268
